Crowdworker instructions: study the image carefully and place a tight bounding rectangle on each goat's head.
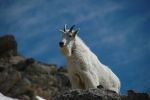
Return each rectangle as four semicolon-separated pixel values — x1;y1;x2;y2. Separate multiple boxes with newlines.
59;24;80;57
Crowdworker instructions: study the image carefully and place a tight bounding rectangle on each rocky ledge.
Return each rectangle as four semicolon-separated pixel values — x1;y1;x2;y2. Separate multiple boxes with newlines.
55;88;150;100
0;35;149;100
54;87;121;100
0;35;70;100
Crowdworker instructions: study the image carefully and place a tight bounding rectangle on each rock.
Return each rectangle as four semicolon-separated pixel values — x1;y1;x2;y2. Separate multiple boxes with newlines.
6;78;33;98
0;58;70;99
0;35;71;100
0;35;17;58
55;89;150;100
54;88;121;100
121;90;150;100
0;70;21;94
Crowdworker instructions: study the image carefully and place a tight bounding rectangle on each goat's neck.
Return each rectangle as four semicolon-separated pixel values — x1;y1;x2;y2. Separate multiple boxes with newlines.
71;36;90;57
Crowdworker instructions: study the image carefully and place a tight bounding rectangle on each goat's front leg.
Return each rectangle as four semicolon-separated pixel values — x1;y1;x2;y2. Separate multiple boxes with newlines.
68;73;81;89
78;70;99;89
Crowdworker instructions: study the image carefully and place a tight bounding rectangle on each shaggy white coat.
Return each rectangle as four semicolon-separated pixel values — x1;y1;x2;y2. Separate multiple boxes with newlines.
62;35;121;94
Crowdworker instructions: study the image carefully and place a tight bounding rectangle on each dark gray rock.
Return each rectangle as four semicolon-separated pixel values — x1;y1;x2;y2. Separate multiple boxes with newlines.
121;90;150;100
0;35;17;58
55;89;150;100
54;88;121;100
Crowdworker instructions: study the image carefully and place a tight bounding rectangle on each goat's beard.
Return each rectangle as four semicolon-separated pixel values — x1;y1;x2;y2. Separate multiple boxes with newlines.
60;46;72;57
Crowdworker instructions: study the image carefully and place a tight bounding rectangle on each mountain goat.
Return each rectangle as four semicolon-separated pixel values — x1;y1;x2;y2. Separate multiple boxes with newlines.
59;25;121;94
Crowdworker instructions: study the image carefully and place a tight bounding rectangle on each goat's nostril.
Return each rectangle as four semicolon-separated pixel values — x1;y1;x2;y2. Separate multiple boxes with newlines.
59;42;64;47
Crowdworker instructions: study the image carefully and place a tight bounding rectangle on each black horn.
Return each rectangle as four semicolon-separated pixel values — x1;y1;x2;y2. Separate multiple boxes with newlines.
69;25;75;32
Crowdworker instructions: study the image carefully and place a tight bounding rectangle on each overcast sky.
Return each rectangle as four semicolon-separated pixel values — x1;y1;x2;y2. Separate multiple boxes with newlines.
0;0;150;94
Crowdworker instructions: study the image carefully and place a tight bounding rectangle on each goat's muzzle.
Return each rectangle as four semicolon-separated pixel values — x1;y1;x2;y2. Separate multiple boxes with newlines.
59;42;64;47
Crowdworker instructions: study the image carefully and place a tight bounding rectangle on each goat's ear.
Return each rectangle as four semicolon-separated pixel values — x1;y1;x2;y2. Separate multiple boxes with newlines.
73;28;80;37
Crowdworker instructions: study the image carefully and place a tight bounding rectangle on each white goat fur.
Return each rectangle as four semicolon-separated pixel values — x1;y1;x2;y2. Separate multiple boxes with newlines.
60;27;121;94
